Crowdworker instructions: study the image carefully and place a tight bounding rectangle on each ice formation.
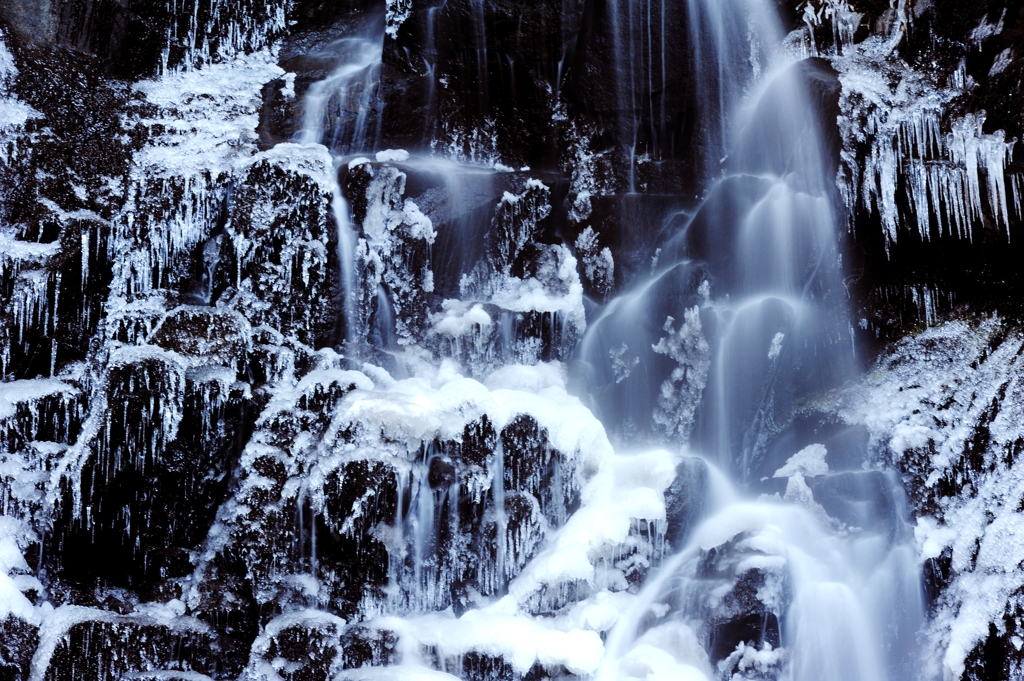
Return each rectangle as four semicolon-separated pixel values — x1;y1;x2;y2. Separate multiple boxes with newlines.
841;319;1024;681
832;6;1022;248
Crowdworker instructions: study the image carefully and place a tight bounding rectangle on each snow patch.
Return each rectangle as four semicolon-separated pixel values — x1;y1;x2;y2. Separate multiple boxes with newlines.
774;444;829;478
376;149;411;163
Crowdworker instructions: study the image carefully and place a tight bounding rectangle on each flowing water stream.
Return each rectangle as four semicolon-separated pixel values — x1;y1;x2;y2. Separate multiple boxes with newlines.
297;0;925;678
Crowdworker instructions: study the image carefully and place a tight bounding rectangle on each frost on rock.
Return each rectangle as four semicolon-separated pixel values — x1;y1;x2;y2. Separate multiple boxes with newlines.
459;242;586;369
30;49;337;595
185;356;674;676
841;318;1024;681
27;605;215;681
417;178;586;374
0;516;42;626
575;227;615;295
561;120;616;224
346;159;436;345
798;0;863;56
227;144;337;344
489;181;552;276
156;0;292;75
0;40;355;679
1;379;83;519
112;50;287;303
0;29;38;163
8;0;1018;677
385;0;414;40
432;116;506;170
651;307;711;443
610;344;639;384
46;342;253;589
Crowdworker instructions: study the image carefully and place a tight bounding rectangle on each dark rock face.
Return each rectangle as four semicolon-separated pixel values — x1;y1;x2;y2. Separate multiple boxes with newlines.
48;349;252;592
229;152;338;346
0;616;37;681
36;610;216;681
384;0;581;168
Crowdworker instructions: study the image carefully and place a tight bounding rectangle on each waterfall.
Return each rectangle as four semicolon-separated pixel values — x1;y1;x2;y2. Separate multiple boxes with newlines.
288;0;926;678
582;1;924;679
0;0;955;675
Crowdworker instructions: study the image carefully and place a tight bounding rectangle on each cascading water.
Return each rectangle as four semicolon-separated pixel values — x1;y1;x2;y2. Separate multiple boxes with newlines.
294;20;385;349
580;0;924;679
291;0;926;678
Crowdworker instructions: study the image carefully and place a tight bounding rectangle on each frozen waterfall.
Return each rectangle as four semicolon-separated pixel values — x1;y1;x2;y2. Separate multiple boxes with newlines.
291;0;926;679
0;0;964;677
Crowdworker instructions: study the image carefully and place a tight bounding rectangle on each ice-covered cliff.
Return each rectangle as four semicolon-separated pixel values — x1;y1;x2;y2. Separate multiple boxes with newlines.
0;0;1023;680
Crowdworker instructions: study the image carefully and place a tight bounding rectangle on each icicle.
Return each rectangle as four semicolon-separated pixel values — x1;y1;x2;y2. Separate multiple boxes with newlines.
492;438;506;594
1012;174;1023;220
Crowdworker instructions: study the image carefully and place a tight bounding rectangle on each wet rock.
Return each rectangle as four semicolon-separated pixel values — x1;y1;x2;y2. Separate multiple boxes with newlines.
663;457;710;550
0;616;37;681
34;608;215;681
729;58;842;178
759;412;870;479
569;193;688;294
804;471;901;538
428;455;457;489
403;168;514;298
48;349;252;593
558;0;706;193
501;414;580;528
693;541;786;665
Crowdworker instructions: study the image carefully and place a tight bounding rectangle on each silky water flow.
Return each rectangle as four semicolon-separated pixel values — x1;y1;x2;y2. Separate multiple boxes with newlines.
295;0;926;679
589;1;925;679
